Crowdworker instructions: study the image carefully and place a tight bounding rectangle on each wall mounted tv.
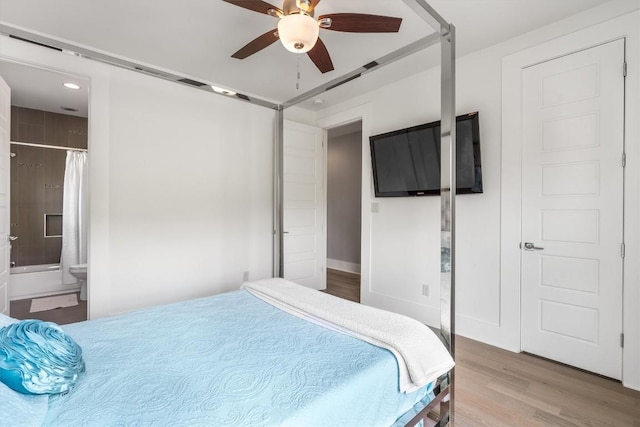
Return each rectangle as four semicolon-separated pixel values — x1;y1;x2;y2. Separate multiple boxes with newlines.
369;112;483;197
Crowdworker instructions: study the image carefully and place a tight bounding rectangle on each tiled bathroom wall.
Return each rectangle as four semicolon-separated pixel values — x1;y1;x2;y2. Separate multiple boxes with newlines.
10;106;87;267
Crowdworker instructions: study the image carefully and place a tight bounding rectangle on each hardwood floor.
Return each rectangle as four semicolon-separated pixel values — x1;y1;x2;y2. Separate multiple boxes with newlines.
9;292;87;325
324;268;360;302
454;335;640;426
324;268;640;426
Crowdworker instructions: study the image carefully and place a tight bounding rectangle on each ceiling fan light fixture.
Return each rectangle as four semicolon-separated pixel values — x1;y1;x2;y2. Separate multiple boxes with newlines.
277;13;319;54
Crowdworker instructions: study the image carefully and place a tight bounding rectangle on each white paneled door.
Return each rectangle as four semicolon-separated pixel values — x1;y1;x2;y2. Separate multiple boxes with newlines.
521;39;624;379
283;120;326;290
0;76;10;316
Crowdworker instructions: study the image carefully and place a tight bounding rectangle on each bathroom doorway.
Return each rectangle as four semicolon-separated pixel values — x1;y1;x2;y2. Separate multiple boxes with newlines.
0;59;89;323
325;120;362;302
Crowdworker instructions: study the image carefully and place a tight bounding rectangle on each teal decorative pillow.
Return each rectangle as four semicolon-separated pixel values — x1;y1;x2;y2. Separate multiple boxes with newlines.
0;320;85;395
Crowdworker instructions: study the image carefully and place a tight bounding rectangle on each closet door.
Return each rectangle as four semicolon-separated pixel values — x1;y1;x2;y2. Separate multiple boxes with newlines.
520;39;624;379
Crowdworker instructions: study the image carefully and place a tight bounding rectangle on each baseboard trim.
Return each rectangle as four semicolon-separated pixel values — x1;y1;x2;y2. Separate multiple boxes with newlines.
327;259;361;275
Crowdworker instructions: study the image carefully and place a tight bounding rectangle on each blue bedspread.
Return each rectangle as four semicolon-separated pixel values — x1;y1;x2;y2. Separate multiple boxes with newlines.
43;290;432;426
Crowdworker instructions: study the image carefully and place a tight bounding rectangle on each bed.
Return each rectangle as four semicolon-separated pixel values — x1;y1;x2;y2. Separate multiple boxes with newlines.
1;278;453;427
0;0;458;425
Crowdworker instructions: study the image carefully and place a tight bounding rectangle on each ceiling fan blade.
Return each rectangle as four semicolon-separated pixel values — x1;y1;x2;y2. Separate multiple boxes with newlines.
231;29;279;59
319;13;402;33
222;0;283;16
307;38;334;74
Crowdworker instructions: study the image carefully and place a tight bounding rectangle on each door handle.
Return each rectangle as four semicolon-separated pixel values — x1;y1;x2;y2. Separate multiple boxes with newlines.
8;236;17;242
522;242;544;251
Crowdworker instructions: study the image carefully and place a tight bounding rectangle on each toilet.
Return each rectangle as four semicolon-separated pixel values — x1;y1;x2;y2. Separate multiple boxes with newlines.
69;264;88;301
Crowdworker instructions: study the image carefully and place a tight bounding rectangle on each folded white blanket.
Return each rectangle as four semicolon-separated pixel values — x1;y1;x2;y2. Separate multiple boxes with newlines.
242;278;455;393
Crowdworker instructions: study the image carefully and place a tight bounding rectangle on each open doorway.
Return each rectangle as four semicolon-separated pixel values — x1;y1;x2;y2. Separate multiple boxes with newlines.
325;120;362;303
0;60;89;324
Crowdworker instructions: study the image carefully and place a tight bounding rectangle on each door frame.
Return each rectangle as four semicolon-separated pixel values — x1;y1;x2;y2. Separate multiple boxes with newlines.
0;35;115;320
0;75;9;316
1;59;91;302
502;16;640;390
316;104;373;299
518;39;625;379
325;120;363;277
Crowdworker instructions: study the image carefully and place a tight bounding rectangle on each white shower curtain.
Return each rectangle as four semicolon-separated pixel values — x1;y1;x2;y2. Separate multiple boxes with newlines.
61;151;88;285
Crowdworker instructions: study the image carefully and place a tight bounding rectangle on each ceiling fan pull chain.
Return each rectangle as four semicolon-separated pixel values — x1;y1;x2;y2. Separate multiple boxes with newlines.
296;54;300;90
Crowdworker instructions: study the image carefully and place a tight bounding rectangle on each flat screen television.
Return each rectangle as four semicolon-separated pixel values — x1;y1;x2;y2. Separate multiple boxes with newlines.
369;112;483;197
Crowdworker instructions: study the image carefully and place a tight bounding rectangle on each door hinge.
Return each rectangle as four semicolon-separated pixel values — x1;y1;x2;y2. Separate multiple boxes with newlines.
622;152;626;168
621;243;626;258
623;62;627;77
621;333;625;348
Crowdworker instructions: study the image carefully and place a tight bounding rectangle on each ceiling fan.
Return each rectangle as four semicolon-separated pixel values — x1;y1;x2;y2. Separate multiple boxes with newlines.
223;0;403;74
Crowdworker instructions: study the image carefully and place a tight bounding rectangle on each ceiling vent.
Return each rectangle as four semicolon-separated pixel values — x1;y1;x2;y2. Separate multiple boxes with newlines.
327;74;361;91
363;61;379;70
177;78;207;87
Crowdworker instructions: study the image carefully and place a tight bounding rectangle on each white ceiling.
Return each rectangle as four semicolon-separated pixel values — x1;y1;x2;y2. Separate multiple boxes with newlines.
0;0;611;113
0;60;89;117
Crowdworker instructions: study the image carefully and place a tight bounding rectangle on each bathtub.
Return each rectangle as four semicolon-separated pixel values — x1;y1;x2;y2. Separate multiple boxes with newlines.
9;264;81;300
10;264;61;274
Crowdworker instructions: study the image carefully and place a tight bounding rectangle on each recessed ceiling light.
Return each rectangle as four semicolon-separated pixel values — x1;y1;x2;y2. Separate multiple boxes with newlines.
312;98;324;105
63;83;81;90
211;85;236;96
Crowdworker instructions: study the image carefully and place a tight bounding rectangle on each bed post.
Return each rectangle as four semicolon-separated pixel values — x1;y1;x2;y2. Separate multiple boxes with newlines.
440;23;456;425
274;106;285;278
278;1;456;422
402;2;456;424
398;2;456;352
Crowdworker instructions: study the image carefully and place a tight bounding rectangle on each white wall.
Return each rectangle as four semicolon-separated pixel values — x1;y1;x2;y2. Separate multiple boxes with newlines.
284;106;317;126
107;67;274;313
315;0;640;389
0;35;275;318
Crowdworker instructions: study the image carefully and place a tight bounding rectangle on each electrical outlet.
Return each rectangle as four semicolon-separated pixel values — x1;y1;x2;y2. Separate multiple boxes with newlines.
242;271;249;281
422;284;430;297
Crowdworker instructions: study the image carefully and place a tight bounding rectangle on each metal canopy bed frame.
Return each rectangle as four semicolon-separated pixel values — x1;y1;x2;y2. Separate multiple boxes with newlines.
277;1;457;423
0;0;456;424
273;0;456;427
277;2;457;423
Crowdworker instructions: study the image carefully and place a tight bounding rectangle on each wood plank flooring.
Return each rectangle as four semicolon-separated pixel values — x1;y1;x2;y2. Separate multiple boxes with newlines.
9;292;87;325
324;268;640;426
324;268;360;302
454;335;640;426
